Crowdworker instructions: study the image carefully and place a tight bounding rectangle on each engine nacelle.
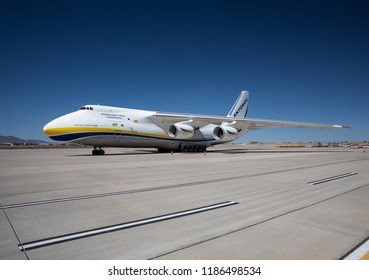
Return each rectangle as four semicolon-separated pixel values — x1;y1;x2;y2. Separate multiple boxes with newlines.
168;122;195;139
213;125;239;141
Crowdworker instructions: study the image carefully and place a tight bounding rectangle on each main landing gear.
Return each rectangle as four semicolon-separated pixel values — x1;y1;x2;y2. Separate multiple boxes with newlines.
158;144;207;153
181;145;207;152
92;147;105;155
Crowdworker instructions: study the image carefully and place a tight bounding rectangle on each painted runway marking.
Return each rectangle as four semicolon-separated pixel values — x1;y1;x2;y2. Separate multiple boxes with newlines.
19;200;238;251
343;238;369;260
307;172;357;185
152;183;369;259
361;251;369;260
2;159;366;210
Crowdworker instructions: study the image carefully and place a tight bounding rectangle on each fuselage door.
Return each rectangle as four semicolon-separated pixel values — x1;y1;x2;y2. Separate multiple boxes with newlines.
114;128;121;142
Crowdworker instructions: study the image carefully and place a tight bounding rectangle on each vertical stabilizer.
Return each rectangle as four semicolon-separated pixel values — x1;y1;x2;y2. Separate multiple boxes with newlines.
227;91;249;118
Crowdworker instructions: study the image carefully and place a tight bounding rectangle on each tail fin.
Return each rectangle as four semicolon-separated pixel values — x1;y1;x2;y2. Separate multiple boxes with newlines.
227;91;249;118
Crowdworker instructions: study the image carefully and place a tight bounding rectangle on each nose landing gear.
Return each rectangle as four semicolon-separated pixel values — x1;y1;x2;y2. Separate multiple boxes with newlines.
92;147;105;155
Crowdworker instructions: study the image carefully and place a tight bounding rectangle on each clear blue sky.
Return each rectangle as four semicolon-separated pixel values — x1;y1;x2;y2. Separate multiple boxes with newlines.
1;0;368;142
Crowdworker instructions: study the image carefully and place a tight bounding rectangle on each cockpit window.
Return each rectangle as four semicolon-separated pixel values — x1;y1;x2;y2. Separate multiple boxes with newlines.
80;106;94;110
80;107;86;110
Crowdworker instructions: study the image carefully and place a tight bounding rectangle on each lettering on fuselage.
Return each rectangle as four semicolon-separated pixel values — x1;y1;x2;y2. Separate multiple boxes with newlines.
74;124;98;127
101;113;125;120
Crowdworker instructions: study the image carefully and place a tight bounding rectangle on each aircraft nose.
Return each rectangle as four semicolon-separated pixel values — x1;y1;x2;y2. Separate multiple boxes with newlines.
43;116;65;137
43;111;77;140
43;121;55;137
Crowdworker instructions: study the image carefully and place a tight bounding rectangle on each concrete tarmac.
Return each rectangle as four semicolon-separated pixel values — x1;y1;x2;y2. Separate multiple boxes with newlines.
1;145;369;260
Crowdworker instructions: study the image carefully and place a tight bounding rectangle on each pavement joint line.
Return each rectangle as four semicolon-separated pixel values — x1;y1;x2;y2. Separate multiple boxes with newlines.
3;157;368;209
0;203;30;260
151;183;369;260
19;200;238;251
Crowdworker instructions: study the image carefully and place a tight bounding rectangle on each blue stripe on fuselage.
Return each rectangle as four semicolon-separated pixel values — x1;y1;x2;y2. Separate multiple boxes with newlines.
49;132;215;142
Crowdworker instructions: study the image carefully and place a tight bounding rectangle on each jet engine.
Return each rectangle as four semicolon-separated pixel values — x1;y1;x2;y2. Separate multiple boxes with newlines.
168;122;195;139
213;125;239;141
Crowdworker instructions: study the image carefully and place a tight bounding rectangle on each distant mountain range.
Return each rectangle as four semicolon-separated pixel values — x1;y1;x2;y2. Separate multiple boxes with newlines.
0;135;49;144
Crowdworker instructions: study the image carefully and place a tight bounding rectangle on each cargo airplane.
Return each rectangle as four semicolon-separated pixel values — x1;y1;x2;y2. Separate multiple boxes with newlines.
43;91;349;155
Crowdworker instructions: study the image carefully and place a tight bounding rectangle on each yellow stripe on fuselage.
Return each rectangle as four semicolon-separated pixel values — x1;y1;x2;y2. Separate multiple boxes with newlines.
44;126;172;140
44;127;110;136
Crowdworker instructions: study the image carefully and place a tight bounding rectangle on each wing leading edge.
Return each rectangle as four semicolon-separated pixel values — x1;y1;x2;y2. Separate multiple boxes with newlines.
151;113;350;131
244;118;350;130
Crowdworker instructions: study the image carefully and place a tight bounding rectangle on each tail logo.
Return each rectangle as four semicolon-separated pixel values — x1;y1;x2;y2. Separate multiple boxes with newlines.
233;98;248;117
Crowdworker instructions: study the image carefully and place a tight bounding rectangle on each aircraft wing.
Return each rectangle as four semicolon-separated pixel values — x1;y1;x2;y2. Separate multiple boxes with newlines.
151;113;350;130
244;118;350;130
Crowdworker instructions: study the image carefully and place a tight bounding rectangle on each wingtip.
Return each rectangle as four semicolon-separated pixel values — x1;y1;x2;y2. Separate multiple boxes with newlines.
334;125;351;129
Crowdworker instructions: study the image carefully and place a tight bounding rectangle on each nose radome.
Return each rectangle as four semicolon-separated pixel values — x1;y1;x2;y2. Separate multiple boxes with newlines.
43;116;65;136
43;111;80;138
43;121;55;136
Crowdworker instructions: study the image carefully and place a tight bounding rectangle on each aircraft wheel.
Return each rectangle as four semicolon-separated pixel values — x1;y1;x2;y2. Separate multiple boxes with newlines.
92;148;105;155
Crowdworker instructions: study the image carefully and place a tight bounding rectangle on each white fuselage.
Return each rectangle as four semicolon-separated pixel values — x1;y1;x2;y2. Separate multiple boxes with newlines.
43;105;237;151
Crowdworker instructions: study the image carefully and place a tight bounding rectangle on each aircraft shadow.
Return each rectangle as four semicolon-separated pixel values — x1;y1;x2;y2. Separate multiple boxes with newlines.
67;148;351;156
67;150;158;157
207;148;352;154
